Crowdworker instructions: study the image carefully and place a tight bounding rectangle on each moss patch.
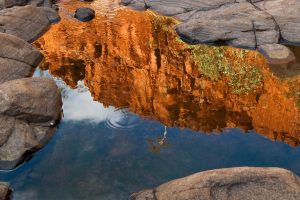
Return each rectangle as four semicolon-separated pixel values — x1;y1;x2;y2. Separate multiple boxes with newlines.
189;45;263;94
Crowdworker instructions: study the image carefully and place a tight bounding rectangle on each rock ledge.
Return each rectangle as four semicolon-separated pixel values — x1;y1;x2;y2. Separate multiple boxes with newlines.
131;167;300;200
122;0;300;63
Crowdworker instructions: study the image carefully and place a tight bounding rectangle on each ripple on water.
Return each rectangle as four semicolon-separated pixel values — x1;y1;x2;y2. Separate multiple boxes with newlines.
104;108;142;130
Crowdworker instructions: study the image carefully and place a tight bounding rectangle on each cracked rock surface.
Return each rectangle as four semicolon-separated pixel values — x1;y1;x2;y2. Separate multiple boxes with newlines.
0;0;56;10
0;5;60;42
0;0;61;172
131;167;300;200
0;33;43;84
0;183;11;200
0;182;12;200
0;77;62;170
122;0;300;63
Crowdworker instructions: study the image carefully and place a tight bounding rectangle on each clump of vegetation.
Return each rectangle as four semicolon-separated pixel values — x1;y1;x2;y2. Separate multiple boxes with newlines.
147;12;263;95
188;44;263;94
148;11;179;49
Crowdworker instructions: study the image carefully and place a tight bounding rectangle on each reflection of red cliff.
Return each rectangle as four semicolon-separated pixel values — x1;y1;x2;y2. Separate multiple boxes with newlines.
35;1;300;146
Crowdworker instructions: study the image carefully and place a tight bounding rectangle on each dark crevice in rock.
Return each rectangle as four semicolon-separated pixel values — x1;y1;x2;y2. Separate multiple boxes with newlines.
0;56;37;68
192;1;238;14
261;2;283;43
252;20;258;49
246;0;263;11
152;189;158;200
144;0;150;9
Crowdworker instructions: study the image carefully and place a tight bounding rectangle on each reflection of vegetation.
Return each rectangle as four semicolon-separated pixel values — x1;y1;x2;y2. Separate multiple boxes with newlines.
190;45;263;94
286;79;300;108
149;11;179;32
149;12;263;95
149;12;178;49
147;126;169;154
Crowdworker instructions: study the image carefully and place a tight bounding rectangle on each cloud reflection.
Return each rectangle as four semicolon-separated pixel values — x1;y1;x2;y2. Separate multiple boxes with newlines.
62;82;124;124
34;68;124;124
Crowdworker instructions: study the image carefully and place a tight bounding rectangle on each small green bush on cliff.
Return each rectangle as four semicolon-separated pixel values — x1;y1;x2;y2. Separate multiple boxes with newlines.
189;44;263;94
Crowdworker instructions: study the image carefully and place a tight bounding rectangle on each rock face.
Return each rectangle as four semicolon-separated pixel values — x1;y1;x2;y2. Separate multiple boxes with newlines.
122;0;300;63
0;33;43;84
0;77;62;169
0;183;11;200
131;167;300;200
0;5;60;42
74;7;95;22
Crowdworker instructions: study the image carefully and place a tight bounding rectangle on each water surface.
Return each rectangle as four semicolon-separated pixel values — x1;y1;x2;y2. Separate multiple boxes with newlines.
0;0;300;199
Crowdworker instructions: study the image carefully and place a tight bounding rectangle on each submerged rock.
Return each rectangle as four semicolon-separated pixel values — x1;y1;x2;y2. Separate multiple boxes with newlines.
131;167;300;200
0;5;60;42
122;0;300;63
258;44;295;64
0;77;62;169
74;7;95;22
0;33;43;84
0;183;11;200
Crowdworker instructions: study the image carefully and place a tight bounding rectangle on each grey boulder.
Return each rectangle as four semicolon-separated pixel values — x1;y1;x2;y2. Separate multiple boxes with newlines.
74;7;95;22
131;167;300;200
0;33;43;84
122;0;300;63
0;183;11;200
0;0;57;10
0;77;62;169
258;44;296;64
0;5;60;42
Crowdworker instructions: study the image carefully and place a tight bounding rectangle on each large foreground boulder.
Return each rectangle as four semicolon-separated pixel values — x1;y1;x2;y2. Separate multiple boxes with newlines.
0;183;11;200
0;77;62;169
0;5;60;42
131;167;300;200
0;33;43;84
122;0;300;63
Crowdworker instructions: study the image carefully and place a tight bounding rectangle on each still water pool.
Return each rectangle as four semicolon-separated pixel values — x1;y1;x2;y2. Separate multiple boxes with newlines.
0;69;299;199
0;71;299;200
1;0;300;199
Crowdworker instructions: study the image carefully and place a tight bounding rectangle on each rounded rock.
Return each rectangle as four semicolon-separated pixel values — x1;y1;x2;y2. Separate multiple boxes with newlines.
0;183;11;200
258;44;296;64
131;167;300;200
74;7;95;22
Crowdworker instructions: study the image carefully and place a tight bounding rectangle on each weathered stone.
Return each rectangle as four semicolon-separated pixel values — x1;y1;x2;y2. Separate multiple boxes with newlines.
258;44;295;64
0;33;43;84
131;167;300;200
258;0;300;45
0;33;43;66
0;77;61;123
0;183;11;200
122;0;300;63
0;0;56;10
0;5;60;42
0;77;62;169
74;7;95;22
121;0;146;11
